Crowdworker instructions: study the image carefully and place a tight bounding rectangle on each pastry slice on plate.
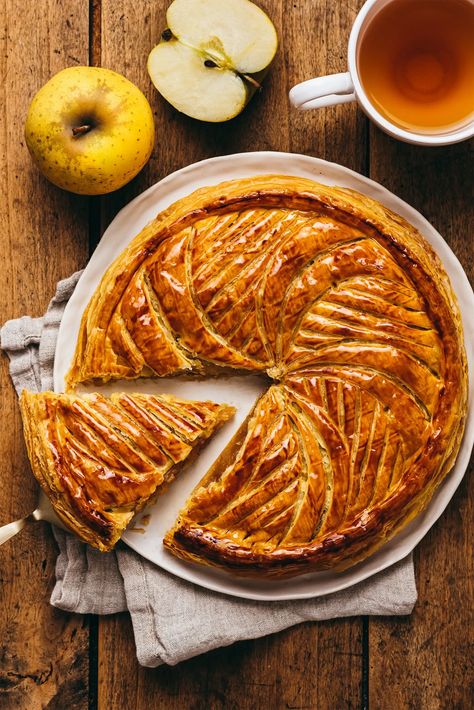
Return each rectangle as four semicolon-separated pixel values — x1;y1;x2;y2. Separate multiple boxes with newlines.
20;390;234;551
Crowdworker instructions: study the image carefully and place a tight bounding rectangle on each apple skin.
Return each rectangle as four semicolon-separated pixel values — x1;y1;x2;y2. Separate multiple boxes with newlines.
25;67;155;195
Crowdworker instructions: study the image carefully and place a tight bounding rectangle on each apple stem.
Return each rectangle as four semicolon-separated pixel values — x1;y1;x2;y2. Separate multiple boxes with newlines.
72;125;92;137
242;74;262;91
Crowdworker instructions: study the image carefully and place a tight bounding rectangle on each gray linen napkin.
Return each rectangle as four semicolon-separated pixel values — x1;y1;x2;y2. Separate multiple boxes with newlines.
1;272;417;667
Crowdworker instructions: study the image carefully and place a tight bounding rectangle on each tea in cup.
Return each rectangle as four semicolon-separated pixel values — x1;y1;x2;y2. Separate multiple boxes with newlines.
289;0;474;146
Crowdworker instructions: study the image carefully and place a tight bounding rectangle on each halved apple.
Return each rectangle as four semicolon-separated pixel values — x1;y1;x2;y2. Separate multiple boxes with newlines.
147;0;278;122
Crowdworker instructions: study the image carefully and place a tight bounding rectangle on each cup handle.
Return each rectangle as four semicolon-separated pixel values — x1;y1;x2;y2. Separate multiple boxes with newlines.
289;72;356;110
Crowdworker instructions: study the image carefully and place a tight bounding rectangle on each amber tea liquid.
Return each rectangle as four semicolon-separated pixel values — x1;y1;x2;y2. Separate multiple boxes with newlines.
357;0;474;133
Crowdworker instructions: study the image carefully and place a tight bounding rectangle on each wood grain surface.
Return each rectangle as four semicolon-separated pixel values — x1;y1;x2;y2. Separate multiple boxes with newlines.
0;1;90;708
0;1;472;709
368;135;474;710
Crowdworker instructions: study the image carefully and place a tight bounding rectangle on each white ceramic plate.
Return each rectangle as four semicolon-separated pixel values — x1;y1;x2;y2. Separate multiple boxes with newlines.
54;151;474;601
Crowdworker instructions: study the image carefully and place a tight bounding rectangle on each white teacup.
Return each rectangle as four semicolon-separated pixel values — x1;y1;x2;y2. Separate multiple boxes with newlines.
289;0;474;147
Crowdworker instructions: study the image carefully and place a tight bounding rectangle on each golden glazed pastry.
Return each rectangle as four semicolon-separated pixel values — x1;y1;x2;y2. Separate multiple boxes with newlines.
20;390;234;551
66;176;467;576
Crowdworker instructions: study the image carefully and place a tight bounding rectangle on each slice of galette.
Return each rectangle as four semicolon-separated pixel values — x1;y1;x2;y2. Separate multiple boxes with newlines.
20;390;234;551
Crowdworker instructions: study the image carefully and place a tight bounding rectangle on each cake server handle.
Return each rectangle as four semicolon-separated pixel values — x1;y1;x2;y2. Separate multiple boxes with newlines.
0;508;42;545
0;493;65;545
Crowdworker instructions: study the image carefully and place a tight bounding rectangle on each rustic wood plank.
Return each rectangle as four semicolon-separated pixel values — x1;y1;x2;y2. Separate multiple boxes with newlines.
368;134;474;709
97;2;366;708
2;0;472;708
0;1;91;708
99;613;363;710
287;0;368;171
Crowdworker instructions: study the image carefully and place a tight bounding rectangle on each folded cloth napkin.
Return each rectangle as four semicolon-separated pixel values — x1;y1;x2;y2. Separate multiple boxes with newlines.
1;272;417;667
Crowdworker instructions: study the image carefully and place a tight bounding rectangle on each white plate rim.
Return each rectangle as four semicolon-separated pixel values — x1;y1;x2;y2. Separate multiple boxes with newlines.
54;151;474;601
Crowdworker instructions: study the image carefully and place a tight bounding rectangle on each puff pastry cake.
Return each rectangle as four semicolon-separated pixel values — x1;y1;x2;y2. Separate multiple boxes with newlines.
20;390;234;551
66;175;467;575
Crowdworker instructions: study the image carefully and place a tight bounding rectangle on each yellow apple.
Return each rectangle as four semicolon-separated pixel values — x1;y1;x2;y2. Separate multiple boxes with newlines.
25;66;155;195
147;0;278;122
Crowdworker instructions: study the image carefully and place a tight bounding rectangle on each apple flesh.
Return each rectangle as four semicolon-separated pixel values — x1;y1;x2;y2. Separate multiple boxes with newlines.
25;67;155;195
148;41;248;122
147;0;278;122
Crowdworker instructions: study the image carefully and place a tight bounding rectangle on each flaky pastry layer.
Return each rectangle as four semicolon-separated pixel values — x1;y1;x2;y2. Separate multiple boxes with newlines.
65;176;467;574
20;390;234;551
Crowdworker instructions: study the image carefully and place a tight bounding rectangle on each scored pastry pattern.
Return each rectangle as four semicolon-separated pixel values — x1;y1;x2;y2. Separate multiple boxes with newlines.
20;390;234;551
67;176;466;574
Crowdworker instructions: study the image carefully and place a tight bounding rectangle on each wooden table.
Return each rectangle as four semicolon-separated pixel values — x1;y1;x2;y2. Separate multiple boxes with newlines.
1;1;472;708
